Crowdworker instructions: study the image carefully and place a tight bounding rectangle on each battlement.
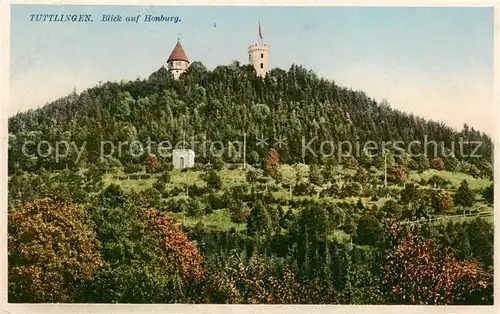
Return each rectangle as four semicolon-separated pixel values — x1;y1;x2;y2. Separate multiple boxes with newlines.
248;43;269;53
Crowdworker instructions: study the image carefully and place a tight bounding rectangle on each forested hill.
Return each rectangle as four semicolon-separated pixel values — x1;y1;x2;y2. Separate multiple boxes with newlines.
8;62;493;172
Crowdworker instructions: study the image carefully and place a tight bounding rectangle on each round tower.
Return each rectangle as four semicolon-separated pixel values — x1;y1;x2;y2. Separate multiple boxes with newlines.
166;39;189;80
248;43;269;77
248;23;268;77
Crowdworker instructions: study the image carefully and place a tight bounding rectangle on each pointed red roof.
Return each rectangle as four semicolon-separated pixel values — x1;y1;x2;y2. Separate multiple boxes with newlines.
167;40;189;63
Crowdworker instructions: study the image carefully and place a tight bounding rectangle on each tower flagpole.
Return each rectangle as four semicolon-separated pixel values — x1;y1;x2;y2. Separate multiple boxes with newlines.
258;21;263;43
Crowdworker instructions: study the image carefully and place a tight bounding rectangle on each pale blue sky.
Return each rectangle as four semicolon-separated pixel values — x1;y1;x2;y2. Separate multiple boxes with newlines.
10;5;494;134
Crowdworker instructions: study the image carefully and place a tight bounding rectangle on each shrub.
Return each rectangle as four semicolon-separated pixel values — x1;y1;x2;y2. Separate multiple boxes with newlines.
427;175;451;188
8;198;103;302
246;167;259;184
263;149;280;179
430;157;445;171
159;171;171;183
482;183;493;204
340;182;363;198
246;201;272;237
308;164;324;186
381;222;492;305
458;162;481;178
145;153;162;174
293;182;315;196
210;156;225;171
123;163;143;174
229;200;251;223
152;180;166;193
248;151;260;166
381;199;401;219
185;199;206;218
201;170;223;190
454;180;475;207
205;193;227;210
432;190;454;214
353;167;369;184
354;214;385;246
319;184;340;198
342;155;359;169
388;165;409;184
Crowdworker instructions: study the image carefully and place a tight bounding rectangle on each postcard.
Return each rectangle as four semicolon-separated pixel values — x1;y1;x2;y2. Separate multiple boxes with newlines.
1;1;498;313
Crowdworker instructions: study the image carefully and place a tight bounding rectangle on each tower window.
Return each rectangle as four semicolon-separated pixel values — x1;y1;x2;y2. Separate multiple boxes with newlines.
260;63;263;69
261;53;264;58
249;54;251;61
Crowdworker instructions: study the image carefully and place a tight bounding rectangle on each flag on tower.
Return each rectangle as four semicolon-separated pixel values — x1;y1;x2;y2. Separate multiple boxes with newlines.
258;22;263;40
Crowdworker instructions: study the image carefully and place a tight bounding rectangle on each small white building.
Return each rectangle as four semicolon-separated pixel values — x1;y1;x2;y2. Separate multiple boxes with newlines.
172;149;195;169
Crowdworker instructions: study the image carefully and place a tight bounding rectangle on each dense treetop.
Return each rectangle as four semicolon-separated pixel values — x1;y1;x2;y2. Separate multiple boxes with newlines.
8;62;493;172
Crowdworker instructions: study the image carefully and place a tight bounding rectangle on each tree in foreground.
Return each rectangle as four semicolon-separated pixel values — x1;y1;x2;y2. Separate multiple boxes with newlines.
8;198;103;302
381;222;493;305
82;204;205;303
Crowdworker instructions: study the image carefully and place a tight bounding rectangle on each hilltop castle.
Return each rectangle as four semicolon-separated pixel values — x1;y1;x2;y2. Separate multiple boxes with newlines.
165;24;268;79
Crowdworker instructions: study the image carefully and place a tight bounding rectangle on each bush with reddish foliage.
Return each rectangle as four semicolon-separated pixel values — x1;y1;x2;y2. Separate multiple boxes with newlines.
8;198;103;302
389;165;409;184
264;149;280;179
144;209;204;280
145;153;162;173
429;157;445;171
381;222;492;305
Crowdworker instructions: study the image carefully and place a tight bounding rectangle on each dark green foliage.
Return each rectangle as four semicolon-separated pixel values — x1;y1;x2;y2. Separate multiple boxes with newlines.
321;160;336;183
293;182;316;196
308;164;324;186
354;214;384;246
415;155;430;172
482;183;493;204
7;62;495;305
381;199;401;219
124;164;143;174
131;187;162;208
185;199;206;218
248;151;260;166
444;155;459;172
152;179;166;193
79;262;187;303
229;200;251;223
246;201;272;237
454;180;475;207
8;63;492;174
399;182;420;205
160;170;172;183
245;167;259;184
340;182;362;198
201;170;223;190
210;156;225;171
427;175;452;188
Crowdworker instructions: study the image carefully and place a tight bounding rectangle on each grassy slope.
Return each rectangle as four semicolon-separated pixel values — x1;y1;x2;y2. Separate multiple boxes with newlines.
102;166;492;237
